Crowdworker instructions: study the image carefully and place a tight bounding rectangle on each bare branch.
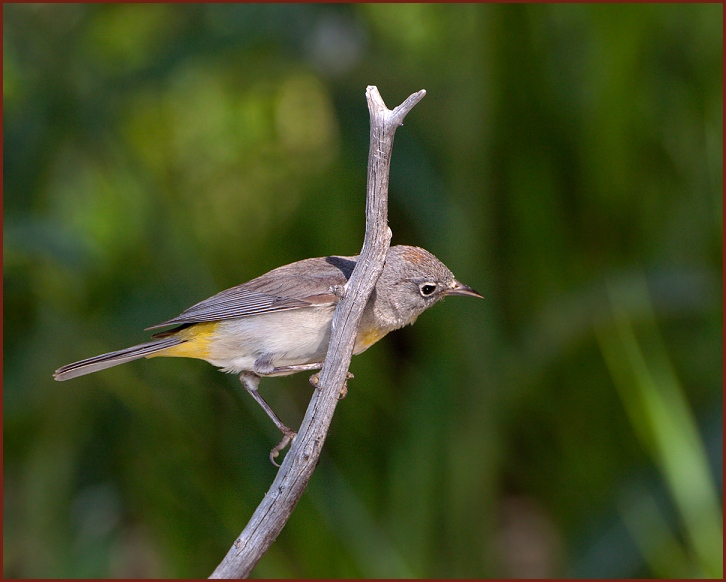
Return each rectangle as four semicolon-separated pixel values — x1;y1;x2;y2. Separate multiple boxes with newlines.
209;86;425;579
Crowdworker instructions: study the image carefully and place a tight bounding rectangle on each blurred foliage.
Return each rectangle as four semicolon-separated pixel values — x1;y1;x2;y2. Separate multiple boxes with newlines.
3;3;722;578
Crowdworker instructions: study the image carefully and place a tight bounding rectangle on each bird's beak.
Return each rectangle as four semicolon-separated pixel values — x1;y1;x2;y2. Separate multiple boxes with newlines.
446;280;484;299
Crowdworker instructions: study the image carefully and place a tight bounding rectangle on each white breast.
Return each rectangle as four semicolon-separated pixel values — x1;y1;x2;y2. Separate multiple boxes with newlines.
203;305;337;374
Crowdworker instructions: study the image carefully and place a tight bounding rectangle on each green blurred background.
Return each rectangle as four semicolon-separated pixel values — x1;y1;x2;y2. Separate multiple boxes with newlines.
4;3;722;578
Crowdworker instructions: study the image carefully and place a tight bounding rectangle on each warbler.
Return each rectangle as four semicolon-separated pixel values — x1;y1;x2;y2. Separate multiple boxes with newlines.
54;245;482;462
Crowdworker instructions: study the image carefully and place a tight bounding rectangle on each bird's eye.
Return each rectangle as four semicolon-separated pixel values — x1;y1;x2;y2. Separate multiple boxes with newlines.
419;283;437;297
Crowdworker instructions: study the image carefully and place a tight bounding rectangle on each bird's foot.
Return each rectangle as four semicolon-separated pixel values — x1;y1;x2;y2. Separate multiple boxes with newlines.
269;428;297;467
309;371;354;400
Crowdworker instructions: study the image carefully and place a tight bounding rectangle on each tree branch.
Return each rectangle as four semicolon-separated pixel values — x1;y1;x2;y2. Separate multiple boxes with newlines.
209;85;426;579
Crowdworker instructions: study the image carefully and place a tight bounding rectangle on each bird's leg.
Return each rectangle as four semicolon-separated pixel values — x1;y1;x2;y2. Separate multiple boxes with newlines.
267;362;323;375
308;370;354;400
240;363;354;464
262;361;353;400
239;371;296;467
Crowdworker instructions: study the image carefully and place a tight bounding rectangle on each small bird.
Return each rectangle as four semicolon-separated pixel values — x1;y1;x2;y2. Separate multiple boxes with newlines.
54;245;482;462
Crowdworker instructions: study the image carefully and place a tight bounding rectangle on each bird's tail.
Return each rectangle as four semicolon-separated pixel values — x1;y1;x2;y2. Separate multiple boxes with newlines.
53;337;184;381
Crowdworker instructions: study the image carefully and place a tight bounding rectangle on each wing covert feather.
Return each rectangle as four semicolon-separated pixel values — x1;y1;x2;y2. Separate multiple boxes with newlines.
146;254;358;330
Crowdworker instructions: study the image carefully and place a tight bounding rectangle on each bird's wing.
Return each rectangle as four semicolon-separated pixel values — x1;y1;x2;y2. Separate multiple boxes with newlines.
145;254;358;330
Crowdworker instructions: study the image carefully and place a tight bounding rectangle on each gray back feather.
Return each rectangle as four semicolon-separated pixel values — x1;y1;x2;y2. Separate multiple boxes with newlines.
146;254;357;330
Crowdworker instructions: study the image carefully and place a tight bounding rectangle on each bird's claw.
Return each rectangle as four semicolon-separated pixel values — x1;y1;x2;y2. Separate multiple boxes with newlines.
269;429;296;467
309;371;353;400
309;372;320;388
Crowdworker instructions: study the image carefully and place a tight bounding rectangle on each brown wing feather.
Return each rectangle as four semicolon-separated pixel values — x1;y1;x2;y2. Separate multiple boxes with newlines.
145;254;358;330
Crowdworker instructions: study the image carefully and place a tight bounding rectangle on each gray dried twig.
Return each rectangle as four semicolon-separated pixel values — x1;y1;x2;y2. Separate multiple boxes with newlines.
209;85;426;579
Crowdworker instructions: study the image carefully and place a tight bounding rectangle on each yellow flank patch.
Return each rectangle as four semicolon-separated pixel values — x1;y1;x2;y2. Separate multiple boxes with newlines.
355;325;389;352
146;322;219;360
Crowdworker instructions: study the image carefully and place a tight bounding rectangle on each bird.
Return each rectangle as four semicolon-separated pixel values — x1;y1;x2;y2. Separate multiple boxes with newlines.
54;245;483;463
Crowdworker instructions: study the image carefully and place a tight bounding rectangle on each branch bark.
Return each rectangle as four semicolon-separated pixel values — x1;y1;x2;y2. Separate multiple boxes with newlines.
209;86;426;579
